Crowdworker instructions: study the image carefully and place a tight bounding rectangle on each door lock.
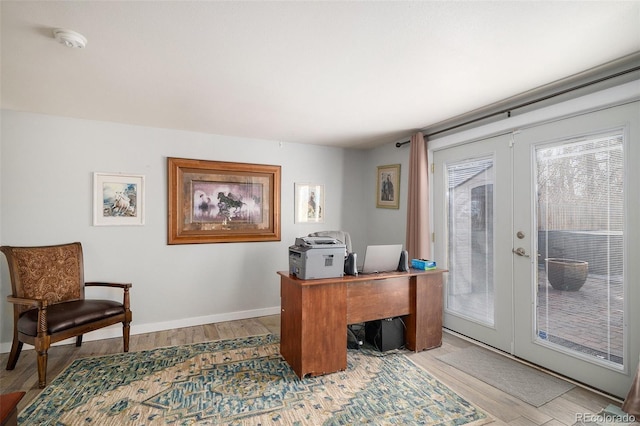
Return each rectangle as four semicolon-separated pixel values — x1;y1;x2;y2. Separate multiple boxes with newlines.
512;247;530;257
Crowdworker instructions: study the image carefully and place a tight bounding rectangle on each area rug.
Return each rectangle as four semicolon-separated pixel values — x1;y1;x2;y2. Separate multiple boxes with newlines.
437;346;574;407
20;334;491;425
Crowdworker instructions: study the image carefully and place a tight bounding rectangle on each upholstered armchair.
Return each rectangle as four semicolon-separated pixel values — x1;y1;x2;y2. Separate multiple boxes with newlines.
1;242;132;388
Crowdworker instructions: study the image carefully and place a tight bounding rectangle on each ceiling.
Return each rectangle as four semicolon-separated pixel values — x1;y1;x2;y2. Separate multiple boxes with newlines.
2;1;639;149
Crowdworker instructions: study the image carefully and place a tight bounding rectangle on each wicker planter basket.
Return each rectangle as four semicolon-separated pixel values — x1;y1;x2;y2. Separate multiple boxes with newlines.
545;258;589;291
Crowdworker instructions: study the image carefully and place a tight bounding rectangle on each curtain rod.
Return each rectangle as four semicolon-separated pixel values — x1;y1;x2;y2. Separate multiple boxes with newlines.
396;52;640;148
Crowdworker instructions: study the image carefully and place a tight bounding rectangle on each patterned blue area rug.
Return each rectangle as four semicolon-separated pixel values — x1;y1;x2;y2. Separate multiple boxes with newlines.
20;334;491;425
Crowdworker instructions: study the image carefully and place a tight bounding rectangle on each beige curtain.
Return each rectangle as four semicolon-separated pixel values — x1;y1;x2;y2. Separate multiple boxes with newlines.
405;132;430;260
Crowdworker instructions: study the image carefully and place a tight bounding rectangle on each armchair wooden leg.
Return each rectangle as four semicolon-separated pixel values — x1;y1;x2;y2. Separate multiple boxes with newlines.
36;350;48;388
123;322;130;352
5;339;23;371
122;288;132;353
76;335;83;347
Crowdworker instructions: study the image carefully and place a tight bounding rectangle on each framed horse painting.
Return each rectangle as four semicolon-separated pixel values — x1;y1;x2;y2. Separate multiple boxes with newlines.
93;172;145;226
167;157;281;244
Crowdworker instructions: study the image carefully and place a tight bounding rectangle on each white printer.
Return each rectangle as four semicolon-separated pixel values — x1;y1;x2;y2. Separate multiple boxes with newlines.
289;236;346;279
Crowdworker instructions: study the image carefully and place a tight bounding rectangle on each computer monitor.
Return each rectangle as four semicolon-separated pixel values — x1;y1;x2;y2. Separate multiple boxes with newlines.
359;244;403;274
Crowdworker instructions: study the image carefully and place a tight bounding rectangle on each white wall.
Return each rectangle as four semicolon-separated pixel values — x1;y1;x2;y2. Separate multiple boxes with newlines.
364;142;410;250
0;110;411;351
340;145;410;256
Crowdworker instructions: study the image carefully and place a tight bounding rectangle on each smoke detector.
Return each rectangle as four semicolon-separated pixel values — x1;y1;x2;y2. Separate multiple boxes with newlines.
53;29;87;49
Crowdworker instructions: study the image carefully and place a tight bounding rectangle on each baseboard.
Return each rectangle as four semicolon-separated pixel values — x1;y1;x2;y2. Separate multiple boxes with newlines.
0;305;281;354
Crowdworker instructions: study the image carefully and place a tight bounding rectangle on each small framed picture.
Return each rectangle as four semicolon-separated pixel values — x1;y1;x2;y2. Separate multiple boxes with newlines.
93;173;145;226
295;183;324;223
376;164;400;209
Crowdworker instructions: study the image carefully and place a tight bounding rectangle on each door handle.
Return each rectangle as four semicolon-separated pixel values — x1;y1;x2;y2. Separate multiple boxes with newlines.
512;247;530;258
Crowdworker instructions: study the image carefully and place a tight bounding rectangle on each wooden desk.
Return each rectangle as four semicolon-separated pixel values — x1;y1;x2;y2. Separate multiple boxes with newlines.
278;268;444;378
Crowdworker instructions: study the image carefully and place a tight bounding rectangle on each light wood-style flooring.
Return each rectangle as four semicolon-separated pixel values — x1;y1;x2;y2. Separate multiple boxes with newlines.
0;315;629;425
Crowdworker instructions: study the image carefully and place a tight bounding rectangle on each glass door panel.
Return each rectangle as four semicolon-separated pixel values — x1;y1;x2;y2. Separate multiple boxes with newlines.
536;132;624;367
446;157;495;325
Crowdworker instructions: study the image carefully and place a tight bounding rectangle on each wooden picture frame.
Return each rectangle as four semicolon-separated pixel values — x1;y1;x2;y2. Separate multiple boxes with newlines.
376;164;400;209
294;183;324;223
93;172;145;226
168;157;281;244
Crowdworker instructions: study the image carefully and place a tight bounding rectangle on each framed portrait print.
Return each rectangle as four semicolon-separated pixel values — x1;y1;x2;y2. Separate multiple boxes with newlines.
295;183;324;223
168;157;281;244
93;172;145;226
376;164;400;209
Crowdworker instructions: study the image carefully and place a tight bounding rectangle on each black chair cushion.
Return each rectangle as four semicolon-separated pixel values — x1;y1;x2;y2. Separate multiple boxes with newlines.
17;300;125;336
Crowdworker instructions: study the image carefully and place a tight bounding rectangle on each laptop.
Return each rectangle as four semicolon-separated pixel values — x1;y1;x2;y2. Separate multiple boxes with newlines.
358;244;403;274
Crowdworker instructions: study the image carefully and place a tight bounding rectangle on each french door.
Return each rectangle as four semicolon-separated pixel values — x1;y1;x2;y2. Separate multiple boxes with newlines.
432;133;514;353
433;101;639;397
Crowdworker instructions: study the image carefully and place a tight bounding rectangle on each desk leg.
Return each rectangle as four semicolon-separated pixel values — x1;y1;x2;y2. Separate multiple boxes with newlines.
280;277;347;378
405;272;443;352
